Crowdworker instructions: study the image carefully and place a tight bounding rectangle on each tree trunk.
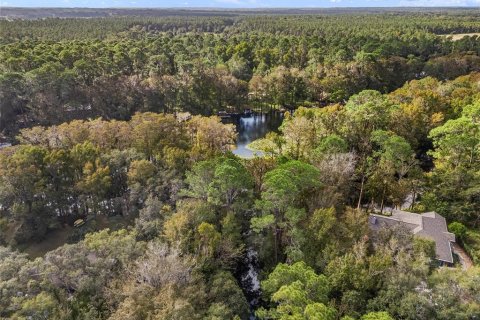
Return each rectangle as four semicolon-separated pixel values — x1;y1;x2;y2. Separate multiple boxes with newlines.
357;174;365;209
380;185;386;214
410;191;416;210
273;225;278;264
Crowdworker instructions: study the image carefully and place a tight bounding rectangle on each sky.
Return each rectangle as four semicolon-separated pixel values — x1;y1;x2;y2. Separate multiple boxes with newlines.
2;0;480;8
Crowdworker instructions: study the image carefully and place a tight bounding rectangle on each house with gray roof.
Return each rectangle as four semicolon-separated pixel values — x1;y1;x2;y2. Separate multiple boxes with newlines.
369;210;456;264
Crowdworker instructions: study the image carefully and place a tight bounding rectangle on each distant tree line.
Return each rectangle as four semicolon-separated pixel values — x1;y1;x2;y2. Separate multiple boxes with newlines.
1;12;480;138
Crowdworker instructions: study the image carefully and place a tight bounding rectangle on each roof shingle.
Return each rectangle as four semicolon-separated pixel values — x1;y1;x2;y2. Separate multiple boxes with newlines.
369;210;455;263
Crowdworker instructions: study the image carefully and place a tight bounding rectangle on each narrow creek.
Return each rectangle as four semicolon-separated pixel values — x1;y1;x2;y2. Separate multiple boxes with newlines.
236;247;262;319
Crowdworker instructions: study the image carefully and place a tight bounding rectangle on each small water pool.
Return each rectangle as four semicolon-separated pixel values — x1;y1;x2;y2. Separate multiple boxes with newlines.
232;111;284;158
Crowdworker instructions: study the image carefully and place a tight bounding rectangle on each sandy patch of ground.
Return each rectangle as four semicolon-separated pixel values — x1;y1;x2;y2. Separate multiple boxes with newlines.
439;33;480;41
452;242;474;270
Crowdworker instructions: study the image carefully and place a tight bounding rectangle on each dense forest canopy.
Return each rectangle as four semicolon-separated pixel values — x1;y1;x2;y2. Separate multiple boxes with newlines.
1;8;480;320
1;9;480;138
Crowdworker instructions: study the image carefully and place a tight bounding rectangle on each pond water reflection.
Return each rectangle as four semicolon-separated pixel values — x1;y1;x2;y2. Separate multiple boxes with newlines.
232;111;284;158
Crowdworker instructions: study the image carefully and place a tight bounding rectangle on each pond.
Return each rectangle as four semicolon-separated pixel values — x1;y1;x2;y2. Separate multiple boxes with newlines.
231;111;284;158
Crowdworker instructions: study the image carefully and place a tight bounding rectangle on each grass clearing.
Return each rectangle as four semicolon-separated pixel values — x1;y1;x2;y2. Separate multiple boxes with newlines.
19;214;134;259
439;33;480;41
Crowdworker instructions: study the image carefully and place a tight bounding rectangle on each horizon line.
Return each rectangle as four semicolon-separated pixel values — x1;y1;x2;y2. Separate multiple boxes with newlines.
3;6;480;9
